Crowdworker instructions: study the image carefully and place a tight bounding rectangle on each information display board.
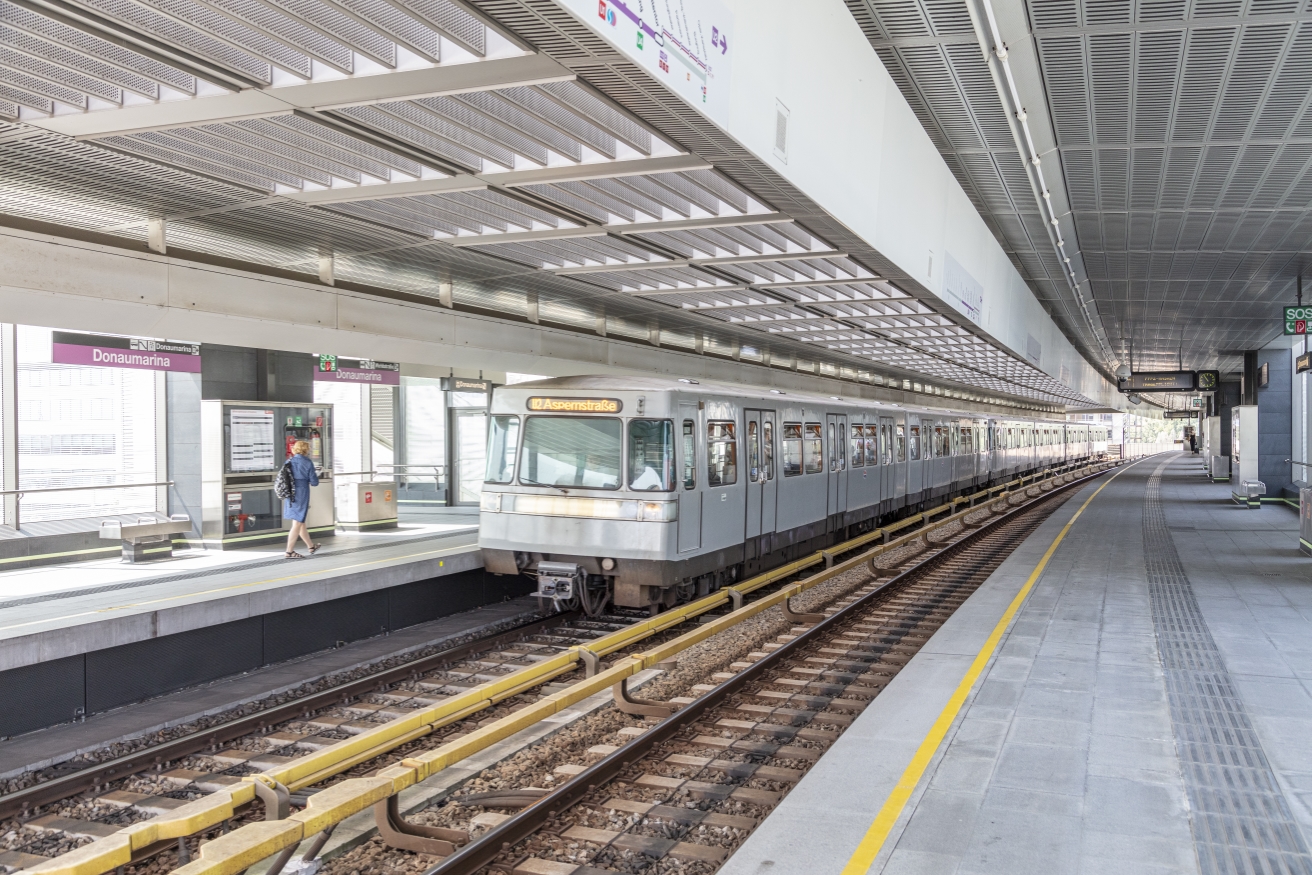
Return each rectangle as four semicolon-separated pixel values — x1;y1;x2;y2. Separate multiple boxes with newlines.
229;409;275;473
1120;371;1195;392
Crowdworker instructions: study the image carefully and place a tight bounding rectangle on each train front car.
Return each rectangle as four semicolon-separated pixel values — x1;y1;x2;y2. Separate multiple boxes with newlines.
479;377;684;616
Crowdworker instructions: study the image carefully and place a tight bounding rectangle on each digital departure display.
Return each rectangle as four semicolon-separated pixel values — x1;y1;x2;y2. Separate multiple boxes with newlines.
527;397;623;413
1120;371;1195;392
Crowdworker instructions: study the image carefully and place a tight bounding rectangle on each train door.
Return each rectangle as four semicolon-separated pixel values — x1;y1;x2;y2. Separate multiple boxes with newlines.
879;416;895;513
677;405;701;553
744;409;778;541
906;414;923;505
826;413;848;517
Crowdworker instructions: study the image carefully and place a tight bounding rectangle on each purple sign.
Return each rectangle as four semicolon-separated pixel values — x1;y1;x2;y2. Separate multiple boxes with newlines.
52;331;202;373
313;355;400;385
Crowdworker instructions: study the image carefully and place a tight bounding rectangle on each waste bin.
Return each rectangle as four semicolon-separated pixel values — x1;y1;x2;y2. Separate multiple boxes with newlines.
335;480;399;531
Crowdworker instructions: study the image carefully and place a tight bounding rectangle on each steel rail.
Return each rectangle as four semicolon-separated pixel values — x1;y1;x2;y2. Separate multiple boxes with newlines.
421;463;1116;875
0;613;570;821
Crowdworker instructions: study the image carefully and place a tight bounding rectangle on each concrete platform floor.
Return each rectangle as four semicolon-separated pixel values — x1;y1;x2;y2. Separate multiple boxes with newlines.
720;452;1312;875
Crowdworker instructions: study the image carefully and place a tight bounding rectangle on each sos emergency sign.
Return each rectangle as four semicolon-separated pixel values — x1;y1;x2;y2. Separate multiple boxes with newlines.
1285;306;1312;335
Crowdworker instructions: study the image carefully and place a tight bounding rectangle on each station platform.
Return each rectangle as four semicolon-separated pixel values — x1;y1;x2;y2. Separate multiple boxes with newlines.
0;510;534;739
722;452;1312;875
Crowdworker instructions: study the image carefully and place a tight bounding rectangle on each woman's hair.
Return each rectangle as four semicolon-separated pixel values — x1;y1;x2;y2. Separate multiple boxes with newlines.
292;440;310;456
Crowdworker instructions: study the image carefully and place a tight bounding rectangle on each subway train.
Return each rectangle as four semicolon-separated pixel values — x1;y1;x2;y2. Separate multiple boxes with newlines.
478;376;1109;615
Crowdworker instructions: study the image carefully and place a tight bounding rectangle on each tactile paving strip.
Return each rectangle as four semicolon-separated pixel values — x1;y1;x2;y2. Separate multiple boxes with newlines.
1144;457;1312;875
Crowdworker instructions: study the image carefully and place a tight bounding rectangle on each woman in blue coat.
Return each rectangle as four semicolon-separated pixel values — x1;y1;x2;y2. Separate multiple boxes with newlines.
284;440;321;559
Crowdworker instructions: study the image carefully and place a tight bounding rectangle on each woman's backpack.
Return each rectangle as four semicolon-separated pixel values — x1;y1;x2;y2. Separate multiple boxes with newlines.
274;460;296;502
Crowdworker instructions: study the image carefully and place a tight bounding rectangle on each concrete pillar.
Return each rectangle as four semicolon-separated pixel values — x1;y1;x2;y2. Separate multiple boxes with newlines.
0;324;15;529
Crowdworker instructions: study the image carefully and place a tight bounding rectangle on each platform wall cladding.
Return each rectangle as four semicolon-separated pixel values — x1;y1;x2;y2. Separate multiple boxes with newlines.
0;569;533;738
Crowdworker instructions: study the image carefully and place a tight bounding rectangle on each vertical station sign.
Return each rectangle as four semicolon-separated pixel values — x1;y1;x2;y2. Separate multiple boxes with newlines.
313;355;400;385
52;331;201;372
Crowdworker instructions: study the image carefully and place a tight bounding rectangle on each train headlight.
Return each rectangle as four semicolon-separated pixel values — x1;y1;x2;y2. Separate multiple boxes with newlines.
479;492;502;512
640;501;678;521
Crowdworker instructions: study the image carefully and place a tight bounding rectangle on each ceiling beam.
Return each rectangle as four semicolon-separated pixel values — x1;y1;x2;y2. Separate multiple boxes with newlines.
282;155;710;204
27;53;575;139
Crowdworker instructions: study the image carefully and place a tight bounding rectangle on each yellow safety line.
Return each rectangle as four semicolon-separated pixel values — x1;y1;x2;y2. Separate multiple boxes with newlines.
0;540;476;633
839;460;1137;875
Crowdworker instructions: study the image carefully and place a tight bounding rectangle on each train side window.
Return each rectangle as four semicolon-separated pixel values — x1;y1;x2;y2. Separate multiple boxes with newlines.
851;424;864;468
763;421;775;480
837;423;846;470
828;422;836;471
804;423;824;473
783;422;803;476
707;421;737;487
485;415;520;484
865;427;877;465
961;426;972;454
909;425;921;461
681;420;696;490
628;419;675;491
748;420;761;482
880;424;890;465
895;424;906;462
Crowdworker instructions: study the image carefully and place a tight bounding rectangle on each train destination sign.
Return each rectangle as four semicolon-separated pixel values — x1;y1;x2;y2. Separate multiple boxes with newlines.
527;397;622;413
52;331;201;372
1286;306;1312;335
1119;371;1195;392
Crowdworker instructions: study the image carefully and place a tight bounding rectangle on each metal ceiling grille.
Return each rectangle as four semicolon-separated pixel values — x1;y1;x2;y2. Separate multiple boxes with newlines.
850;0;1312;373
0;0;1111;409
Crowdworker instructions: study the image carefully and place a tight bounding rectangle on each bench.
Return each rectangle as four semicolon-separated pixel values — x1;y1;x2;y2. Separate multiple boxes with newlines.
100;514;193;562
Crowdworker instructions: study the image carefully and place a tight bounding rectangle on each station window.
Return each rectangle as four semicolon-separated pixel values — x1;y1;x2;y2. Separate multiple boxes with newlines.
782;423;803;476
763;420;775;480
707;421;737;487
484;415;520;484
908;425;921;461
628;419;674;491
682;420;696;490
804;423;824;473
851;425;864;468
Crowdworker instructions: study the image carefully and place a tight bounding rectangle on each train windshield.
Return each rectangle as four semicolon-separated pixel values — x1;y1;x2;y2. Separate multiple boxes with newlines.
520;416;622;490
629;420;675;491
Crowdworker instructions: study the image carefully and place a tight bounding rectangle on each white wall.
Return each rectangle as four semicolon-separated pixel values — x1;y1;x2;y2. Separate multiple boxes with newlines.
558;0;1117;407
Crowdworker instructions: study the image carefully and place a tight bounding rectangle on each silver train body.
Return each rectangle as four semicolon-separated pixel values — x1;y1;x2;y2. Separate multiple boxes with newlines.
479;376;1109;612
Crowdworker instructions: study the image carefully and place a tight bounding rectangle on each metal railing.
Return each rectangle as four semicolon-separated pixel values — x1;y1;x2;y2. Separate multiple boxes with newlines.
376;463;446;490
0;480;174;531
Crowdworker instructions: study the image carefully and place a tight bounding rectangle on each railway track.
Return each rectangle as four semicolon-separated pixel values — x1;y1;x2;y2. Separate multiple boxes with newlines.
381;468;1095;875
9;461;1112;875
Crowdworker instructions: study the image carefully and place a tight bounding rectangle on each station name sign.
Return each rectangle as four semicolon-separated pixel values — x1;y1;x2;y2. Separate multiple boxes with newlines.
314;355;400;385
1117;370;1220;393
1298;352;1312;374
527;397;622;413
442;378;492;393
52;331;201;372
1163;410;1197;419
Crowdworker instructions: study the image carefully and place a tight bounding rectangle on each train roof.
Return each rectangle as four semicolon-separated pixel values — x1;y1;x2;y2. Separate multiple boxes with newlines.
497;376;1076;424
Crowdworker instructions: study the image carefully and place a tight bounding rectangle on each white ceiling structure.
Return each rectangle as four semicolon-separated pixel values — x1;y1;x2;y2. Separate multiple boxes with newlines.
0;0;1128;409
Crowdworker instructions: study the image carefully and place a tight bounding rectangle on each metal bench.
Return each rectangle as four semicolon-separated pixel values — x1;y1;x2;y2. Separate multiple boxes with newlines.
99;514;193;562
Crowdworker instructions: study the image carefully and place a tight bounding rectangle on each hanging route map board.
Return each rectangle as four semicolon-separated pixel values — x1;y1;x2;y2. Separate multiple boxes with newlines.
556;0;733;125
229;408;275;473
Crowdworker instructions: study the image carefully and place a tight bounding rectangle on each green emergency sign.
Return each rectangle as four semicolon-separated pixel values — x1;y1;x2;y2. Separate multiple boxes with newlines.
1285;306;1312;335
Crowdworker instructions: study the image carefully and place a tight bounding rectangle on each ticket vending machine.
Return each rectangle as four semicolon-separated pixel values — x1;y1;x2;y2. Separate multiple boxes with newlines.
1230;405;1260;507
201;400;334;548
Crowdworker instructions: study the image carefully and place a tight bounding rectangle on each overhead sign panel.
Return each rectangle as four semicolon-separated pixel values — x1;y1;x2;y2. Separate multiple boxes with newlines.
52;331;201;372
314;355;400;385
1164;410;1197;419
1298;352;1312;374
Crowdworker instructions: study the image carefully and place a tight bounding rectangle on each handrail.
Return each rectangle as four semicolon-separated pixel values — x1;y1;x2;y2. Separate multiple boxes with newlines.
20;461;1117;875
0;481;174;497
0;481;174;531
